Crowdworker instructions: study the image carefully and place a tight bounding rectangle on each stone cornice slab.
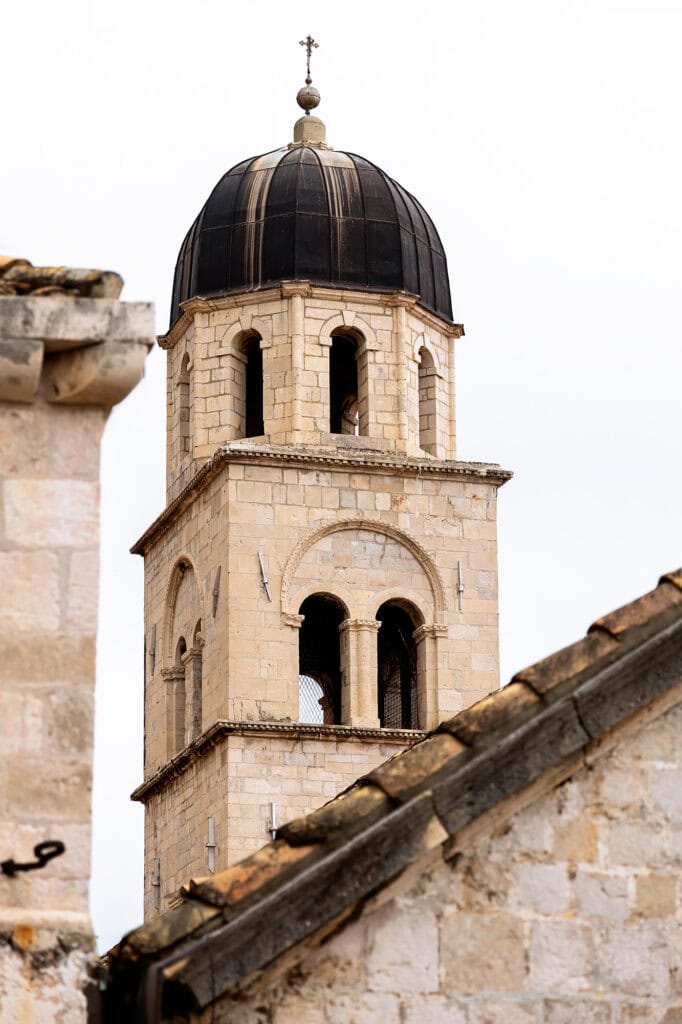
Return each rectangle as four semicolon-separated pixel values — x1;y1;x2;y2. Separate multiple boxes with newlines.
0;295;154;407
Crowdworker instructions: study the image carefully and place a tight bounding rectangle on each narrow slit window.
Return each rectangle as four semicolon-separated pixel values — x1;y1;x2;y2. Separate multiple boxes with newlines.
244;336;264;438
329;334;359;435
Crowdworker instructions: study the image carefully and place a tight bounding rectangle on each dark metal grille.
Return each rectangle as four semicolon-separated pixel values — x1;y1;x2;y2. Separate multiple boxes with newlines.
378;605;419;730
298;595;345;724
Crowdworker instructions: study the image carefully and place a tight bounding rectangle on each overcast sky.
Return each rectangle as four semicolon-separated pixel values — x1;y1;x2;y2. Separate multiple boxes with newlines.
2;0;680;952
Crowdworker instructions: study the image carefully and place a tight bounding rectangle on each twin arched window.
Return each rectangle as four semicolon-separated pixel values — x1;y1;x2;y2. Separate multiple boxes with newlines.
297;594;421;730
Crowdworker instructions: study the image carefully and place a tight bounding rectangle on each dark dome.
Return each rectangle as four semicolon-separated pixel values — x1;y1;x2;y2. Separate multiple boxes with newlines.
171;146;453;325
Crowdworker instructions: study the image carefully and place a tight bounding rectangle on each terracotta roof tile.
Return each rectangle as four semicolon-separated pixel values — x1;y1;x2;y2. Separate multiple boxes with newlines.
439;681;541;745
184;839;315;909
513;631;619;702
366;732;468;802
660;568;682;592
590;579;682;640
278;784;391;846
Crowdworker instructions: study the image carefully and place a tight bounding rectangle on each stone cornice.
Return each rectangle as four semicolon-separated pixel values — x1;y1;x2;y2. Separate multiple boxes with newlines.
130;444;513;555
131;720;424;802
157;283;463;349
0;295;154;406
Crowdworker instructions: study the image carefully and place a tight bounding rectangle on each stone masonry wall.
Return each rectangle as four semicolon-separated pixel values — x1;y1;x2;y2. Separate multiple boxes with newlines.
142;730;411;919
163;286;459;501
0;291;152;1022
141;457;502;775
209;698;682;1024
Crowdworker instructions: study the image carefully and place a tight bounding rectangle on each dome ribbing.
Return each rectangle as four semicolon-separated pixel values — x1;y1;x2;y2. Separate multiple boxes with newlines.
170;145;453;325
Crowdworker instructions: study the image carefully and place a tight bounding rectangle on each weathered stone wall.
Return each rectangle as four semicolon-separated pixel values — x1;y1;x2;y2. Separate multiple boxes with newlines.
0;291;153;1021
209;699;682;1023
162;286;460;501
141;728;412;918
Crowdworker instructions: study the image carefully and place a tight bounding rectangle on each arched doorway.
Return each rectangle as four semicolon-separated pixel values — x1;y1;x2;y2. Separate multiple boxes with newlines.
376;601;423;729
298;594;347;724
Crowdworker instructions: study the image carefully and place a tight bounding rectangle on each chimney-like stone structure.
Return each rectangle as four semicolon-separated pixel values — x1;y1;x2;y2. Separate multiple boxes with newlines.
0;261;153;1022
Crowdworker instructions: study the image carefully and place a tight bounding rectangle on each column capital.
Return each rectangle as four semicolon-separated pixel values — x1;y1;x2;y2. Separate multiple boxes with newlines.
413;623;449;643
282;612;304;630
339;618;381;634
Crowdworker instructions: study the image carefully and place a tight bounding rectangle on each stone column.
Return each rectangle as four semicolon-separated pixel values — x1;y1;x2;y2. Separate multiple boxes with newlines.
285;285;307;437
163;666;186;757
0;273;153;1022
340;619;381;729
414;624;449;731
391;300;410;446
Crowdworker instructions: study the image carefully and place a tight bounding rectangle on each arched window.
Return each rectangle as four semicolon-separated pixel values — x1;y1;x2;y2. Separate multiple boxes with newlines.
187;620;203;743
418;347;437;454
178;352;191;453
329;334;359;435
298;594;346;724
243;334;264;438
171;636;187;754
376;601;422;729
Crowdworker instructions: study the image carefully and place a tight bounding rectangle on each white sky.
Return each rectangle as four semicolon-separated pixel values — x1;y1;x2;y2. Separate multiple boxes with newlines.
2;0;680;952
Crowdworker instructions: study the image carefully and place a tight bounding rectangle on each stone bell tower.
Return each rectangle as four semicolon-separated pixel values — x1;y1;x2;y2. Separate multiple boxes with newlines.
132;49;511;916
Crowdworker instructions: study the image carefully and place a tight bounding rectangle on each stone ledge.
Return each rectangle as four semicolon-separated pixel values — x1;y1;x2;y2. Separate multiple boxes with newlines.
0;296;154;406
131;444;512;555
131;720;424;803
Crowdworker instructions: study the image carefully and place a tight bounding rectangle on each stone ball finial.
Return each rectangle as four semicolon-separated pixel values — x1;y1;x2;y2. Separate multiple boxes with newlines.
296;82;320;114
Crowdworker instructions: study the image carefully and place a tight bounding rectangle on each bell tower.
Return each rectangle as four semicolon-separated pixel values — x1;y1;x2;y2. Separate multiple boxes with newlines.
132;50;511;916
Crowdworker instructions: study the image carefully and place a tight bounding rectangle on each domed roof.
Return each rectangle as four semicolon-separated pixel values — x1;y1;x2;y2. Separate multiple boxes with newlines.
170;145;453;325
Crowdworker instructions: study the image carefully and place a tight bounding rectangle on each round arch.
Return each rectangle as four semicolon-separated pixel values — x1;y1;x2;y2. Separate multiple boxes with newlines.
318;312;378;351
412;333;443;376
216;315;272;353
163;556;203;666
280;517;447;620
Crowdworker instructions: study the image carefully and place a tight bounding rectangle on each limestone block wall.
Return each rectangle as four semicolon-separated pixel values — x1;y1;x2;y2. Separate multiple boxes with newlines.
139;452;506;777
140;728;412;919
161;286;461;501
0;290;153;1022
207;696;682;1023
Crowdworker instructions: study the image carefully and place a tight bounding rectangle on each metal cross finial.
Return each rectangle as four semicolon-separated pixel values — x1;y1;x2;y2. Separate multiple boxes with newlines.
299;35;319;81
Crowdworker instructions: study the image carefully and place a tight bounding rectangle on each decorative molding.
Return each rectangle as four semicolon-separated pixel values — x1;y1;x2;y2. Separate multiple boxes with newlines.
282;612;304;629
339;618;381;633
131;719;425;802
413;623;449;643
280;516;448;618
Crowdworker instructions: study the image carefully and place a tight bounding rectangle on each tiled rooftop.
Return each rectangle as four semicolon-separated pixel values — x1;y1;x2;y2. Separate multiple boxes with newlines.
103;568;682;1021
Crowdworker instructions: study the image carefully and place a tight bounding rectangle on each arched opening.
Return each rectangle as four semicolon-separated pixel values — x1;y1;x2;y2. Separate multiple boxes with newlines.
171;636;187;754
376;601;422;729
418;347;437;454
298;594;346;724
329;333;359;435
187;619;203;743
243;334;264;438
178;352;191;453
